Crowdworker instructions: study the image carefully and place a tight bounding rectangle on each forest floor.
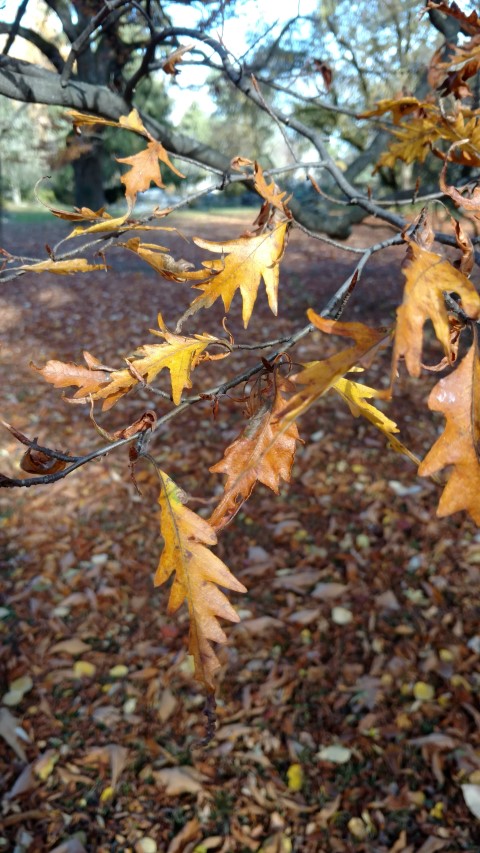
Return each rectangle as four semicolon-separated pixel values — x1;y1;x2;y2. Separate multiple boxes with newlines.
0;209;479;853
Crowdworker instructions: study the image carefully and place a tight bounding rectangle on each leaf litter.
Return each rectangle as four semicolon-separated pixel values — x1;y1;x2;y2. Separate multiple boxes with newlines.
0;213;479;850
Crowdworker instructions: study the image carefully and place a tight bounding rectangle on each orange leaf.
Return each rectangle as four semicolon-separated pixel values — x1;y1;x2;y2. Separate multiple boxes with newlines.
117;141;185;207
419;342;480;524
161;44;193;76
154;472;246;689
32;356;110;397
393;241;480;377
280;313;389;424
179;222;289;329
209;378;301;531
253;162;291;217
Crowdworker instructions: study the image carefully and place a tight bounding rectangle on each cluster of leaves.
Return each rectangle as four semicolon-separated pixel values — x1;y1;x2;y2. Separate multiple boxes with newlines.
2;1;480;708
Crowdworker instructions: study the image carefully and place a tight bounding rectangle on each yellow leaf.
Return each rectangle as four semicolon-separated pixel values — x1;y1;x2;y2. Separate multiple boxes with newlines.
73;660;96;678
413;681;435;701
154;471;246;689
90;329;218;409
253;161;291;216
279;314;389;426
333;377;419;465
19;258;106;275
419;344;480;524
429;801;445;820
360;96;431;124
286;763;304;792
117;141;184;207
68;108;149;137
394;241;480;378
100;786;115;802
122;239;210;282
109;665;129;678
180;221;289;328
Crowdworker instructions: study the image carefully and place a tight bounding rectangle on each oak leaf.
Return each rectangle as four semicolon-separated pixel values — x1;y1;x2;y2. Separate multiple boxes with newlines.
209;378;301;531
333;377;419;465
418;343;480;524
280;313;389;424
253;162;292;217
117;141;185;207
154;471;246;689
121;238;210;282
161;44;193;76
35;329;220;409
19;258;106;275
68;108;149;137
393;241;480;377
360;97;430;125
178;222;289;329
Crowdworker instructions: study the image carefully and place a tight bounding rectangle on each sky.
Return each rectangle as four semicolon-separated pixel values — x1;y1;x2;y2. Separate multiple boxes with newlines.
0;0;318;120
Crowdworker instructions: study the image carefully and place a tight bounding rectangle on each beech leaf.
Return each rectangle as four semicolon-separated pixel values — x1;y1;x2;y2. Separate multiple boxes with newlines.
154;471;246;689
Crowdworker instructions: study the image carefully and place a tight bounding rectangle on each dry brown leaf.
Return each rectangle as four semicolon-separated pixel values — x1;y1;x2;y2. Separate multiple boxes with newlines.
153;766;206;796
419;343;480;524
49;639;91;656
0;707;28;761
166;817;201;853
209;378;300;531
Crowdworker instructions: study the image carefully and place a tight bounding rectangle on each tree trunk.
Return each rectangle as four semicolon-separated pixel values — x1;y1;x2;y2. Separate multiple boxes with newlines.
72;139;105;210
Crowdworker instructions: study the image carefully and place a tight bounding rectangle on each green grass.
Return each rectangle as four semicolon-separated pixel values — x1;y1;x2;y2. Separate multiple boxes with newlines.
2;203;52;224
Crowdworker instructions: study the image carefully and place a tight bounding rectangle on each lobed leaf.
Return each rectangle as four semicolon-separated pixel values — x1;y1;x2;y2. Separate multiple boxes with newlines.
117;141;185;207
179;222;289;329
279;313;389;426
209;378;301;531
154;471;246;689
393;241;480;378
419;342;480;524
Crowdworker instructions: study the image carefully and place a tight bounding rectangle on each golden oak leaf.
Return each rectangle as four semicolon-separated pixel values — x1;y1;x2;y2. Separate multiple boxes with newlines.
179;222;289;329
360;97;430;124
280;313;389;425
154;471;246;689
87;330;218;409
32;355;110;396
117;141;185;206
19;258;106;275
253;162;291;217
209;379;301;532
121;239;210;282
68;108;149;137
375;110;480;171
393;241;480;378
333;377;420;465
418;343;480;524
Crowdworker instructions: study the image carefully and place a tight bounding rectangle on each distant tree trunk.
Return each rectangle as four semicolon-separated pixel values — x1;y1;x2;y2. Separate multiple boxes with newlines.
72;139;105;210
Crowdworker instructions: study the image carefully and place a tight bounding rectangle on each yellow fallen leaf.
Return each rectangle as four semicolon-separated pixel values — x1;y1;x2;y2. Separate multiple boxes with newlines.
100;786;115;802
109;665;129;678
286;763;304;792
348;817;368;840
34;749;58;781
429;801;445;820
73;661;96;678
413;681;435;701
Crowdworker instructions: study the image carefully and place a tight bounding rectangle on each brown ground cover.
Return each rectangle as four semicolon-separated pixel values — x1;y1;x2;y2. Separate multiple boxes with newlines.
0;211;479;852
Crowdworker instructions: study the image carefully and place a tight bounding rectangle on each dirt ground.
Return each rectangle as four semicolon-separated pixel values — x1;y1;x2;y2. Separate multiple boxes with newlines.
0;210;479;852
